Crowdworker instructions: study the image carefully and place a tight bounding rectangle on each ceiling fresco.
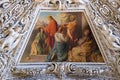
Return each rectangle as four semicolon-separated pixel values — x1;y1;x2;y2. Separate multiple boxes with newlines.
0;0;120;80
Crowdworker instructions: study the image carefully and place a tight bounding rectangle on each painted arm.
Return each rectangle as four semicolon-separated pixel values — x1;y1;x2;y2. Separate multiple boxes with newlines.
67;29;72;40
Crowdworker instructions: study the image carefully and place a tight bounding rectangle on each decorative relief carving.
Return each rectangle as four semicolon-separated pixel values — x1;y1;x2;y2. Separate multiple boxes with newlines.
88;0;120;77
108;0;120;12
0;0;35;79
0;0;120;79
39;0;60;9
0;0;14;11
99;4;113;18
64;63;115;78
8;63;118;80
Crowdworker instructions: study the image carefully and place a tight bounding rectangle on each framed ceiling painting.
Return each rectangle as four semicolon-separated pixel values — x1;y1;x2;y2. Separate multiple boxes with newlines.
0;0;120;80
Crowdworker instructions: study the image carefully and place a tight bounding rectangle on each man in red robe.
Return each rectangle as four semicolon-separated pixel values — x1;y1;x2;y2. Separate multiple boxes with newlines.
44;16;58;48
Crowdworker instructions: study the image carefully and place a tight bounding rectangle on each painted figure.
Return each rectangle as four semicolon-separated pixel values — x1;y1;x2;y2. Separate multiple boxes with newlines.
21;12;104;63
66;15;77;40
43;16;58;48
30;28;46;56
68;28;98;62
66;15;78;49
46;26;69;62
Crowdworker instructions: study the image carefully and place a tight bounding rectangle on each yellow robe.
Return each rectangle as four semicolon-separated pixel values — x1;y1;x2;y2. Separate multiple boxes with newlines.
68;39;93;62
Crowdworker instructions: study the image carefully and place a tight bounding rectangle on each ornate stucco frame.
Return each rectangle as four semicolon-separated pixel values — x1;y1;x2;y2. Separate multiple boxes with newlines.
0;0;120;79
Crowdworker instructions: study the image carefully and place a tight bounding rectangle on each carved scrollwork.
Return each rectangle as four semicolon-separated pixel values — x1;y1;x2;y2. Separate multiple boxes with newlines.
9;63;118;80
90;1;120;50
63;0;87;9
9;63;62;79
0;0;120;79
108;0;120;12
99;4;113;18
88;0;120;76
45;63;62;78
117;57;120;74
0;0;13;9
0;0;35;79
38;0;87;10
39;0;60;10
93;14;119;51
64;0;80;9
64;63;118;79
110;1;119;8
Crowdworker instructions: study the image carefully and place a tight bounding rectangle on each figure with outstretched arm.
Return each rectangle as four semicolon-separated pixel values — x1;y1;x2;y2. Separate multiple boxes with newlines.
66;15;77;40
65;15;78;49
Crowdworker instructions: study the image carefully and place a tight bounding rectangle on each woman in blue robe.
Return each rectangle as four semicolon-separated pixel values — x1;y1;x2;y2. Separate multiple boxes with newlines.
46;26;69;62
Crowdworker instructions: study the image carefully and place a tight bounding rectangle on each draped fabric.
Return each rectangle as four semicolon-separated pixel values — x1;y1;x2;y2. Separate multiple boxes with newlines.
30;32;46;55
68;39;93;62
44;20;58;48
46;32;69;62
68;38;104;62
46;42;69;62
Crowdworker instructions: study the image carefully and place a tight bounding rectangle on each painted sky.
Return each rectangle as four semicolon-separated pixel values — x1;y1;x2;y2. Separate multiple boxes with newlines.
39;12;61;24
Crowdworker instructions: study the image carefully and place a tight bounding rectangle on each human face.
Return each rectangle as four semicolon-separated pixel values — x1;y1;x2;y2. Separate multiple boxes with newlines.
40;28;43;34
70;15;75;21
47;16;52;22
84;29;90;36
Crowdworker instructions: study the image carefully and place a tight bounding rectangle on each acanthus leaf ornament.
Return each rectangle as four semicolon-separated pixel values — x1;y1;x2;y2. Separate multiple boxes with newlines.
89;0;120;78
0;0;120;80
